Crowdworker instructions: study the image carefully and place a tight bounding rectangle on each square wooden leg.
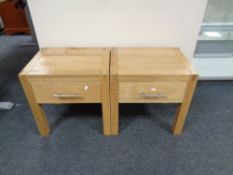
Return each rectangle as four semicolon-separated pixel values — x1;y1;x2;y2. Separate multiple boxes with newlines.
110;75;119;135
110;49;119;135
172;75;198;135
101;75;111;136
19;76;50;137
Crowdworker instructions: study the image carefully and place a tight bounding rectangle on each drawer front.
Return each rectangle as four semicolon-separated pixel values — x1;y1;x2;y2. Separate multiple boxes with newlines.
29;78;101;103
119;82;187;103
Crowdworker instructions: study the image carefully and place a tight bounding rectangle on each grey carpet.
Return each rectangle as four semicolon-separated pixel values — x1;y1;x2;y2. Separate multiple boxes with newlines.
0;36;233;175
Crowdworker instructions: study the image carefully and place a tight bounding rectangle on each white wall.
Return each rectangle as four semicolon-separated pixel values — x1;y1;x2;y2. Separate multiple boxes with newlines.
28;0;207;61
194;58;233;80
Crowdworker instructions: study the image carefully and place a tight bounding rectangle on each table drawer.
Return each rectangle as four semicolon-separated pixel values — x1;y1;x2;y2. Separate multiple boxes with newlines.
119;82;187;103
29;78;101;103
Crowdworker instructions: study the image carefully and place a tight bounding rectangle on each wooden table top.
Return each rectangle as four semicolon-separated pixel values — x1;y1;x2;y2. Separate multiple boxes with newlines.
111;48;197;77
20;48;110;76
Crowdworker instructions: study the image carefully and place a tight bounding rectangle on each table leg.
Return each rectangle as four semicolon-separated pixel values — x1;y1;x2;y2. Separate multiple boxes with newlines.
19;76;50;137
101;75;111;136
110;74;119;135
172;75;198;135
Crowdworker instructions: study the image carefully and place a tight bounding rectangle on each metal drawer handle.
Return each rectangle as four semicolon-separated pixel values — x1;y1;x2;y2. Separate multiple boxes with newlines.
140;93;165;98
53;93;80;98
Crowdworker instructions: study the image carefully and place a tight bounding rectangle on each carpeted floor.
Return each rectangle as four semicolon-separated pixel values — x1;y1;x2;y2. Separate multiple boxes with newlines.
0;36;233;175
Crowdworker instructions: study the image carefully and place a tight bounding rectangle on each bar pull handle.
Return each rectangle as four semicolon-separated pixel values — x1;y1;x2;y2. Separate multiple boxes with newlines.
140;93;165;98
53;93;80;98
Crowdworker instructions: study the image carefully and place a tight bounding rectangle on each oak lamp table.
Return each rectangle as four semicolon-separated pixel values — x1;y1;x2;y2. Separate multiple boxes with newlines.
19;48;111;137
110;48;198;135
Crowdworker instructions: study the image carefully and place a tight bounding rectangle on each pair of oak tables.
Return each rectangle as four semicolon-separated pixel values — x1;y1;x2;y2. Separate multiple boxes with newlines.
19;48;198;137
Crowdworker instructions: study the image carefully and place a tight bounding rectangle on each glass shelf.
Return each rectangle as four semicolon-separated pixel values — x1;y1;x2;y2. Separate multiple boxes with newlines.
194;0;233;58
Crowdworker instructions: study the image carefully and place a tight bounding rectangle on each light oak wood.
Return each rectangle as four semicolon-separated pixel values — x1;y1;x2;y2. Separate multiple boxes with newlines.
119;82;187;103
110;49;119;135
19;48;111;136
116;48;193;77
101;50;111;135
21;48;109;76
172;75;198;135
110;48;198;135
19;75;50;136
29;78;101;104
101;74;111;135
